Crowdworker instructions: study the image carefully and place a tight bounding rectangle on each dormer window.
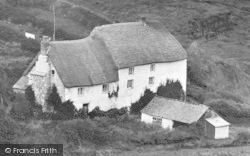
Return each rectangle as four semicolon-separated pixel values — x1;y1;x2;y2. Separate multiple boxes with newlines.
129;67;134;75
103;84;109;92
150;64;155;72
78;88;84;95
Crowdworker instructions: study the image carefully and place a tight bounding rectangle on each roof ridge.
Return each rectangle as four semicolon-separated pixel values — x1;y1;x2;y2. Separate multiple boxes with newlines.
155;96;208;108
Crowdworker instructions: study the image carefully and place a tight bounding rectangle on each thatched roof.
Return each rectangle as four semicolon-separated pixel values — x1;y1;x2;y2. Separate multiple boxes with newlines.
141;96;208;124
24;20;187;88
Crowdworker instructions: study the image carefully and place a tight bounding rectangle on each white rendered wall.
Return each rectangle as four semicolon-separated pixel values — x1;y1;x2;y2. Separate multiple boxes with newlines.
117;59;187;108
63;59;186;111
141;113;173;130
215;126;229;139
65;82;119;111
162;118;174;130
31;59;187;112
141;113;153;124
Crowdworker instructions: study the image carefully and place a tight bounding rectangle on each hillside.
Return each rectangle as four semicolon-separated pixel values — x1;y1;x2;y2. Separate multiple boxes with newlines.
0;0;250;120
0;0;250;155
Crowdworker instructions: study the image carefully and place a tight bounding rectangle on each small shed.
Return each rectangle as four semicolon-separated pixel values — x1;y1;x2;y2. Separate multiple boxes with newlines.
140;96;209;130
205;117;230;139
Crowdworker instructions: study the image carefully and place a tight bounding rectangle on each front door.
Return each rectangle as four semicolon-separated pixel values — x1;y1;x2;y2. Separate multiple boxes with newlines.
83;103;89;114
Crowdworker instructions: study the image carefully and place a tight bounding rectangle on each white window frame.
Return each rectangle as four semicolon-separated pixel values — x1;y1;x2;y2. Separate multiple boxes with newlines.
149;77;155;85
78;87;84;95
150;64;155;72
128;67;134;75
127;79;134;89
153;117;162;125
102;84;109;92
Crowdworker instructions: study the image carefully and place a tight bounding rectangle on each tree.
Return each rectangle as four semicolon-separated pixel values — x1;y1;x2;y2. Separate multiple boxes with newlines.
46;84;62;112
156;79;185;101
130;89;155;115
25;85;36;105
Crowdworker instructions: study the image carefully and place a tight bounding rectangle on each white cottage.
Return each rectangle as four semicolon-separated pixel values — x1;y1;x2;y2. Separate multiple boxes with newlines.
13;20;187;112
141;96;209;130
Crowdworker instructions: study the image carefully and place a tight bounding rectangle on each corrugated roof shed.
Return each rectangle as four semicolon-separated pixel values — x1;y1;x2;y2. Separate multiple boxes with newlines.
206;117;230;127
141;96;209;124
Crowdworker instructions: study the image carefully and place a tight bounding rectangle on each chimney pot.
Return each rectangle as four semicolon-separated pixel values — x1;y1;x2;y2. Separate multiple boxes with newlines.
41;36;51;55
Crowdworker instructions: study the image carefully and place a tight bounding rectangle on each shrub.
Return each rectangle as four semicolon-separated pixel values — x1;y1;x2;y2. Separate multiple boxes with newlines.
10;95;33;120
88;106;128;119
25;85;36;105
205;99;250;119
157;79;185;101
55;119;110;146
233;132;250;146
46;85;62;112
55;100;76;120
88;106;106;119
130;89;155;115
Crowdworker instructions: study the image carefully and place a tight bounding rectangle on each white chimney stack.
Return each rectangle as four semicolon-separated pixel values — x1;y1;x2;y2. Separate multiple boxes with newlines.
41;36;51;55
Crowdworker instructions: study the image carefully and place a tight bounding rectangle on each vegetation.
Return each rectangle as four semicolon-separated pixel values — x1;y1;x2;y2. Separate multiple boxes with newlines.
46;84;62;112
130;79;185;115
130;89;155;115
157;79;185;101
25;85;35;105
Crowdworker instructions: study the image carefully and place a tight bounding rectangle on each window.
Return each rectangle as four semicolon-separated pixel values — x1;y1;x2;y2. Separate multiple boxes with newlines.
78;88;84;95
153;117;162;125
149;77;155;85
102;84;109;92
150;64;155;72
129;67;134;75
127;80;134;88
51;70;55;77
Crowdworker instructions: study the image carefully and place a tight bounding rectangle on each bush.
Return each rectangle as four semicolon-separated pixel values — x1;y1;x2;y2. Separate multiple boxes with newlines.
25;85;36;105
46;84;62;112
130;89;155;115
233;132;250;146
55;119;110;146
55;100;76;120
205;99;250;119
157;79;185;101
10;95;33;120
88;106;128;119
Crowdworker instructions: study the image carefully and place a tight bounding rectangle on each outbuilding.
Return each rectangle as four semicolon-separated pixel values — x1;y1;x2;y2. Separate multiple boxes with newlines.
205;117;230;139
140;96;209;130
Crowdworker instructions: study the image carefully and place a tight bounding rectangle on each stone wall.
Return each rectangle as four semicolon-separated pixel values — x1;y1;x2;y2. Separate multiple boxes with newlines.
31;73;51;109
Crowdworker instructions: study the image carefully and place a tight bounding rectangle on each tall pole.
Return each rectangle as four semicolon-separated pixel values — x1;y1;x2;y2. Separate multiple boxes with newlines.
53;5;56;41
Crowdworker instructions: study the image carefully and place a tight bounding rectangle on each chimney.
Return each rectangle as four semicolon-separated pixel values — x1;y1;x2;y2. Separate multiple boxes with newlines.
140;17;147;26
41;36;51;55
